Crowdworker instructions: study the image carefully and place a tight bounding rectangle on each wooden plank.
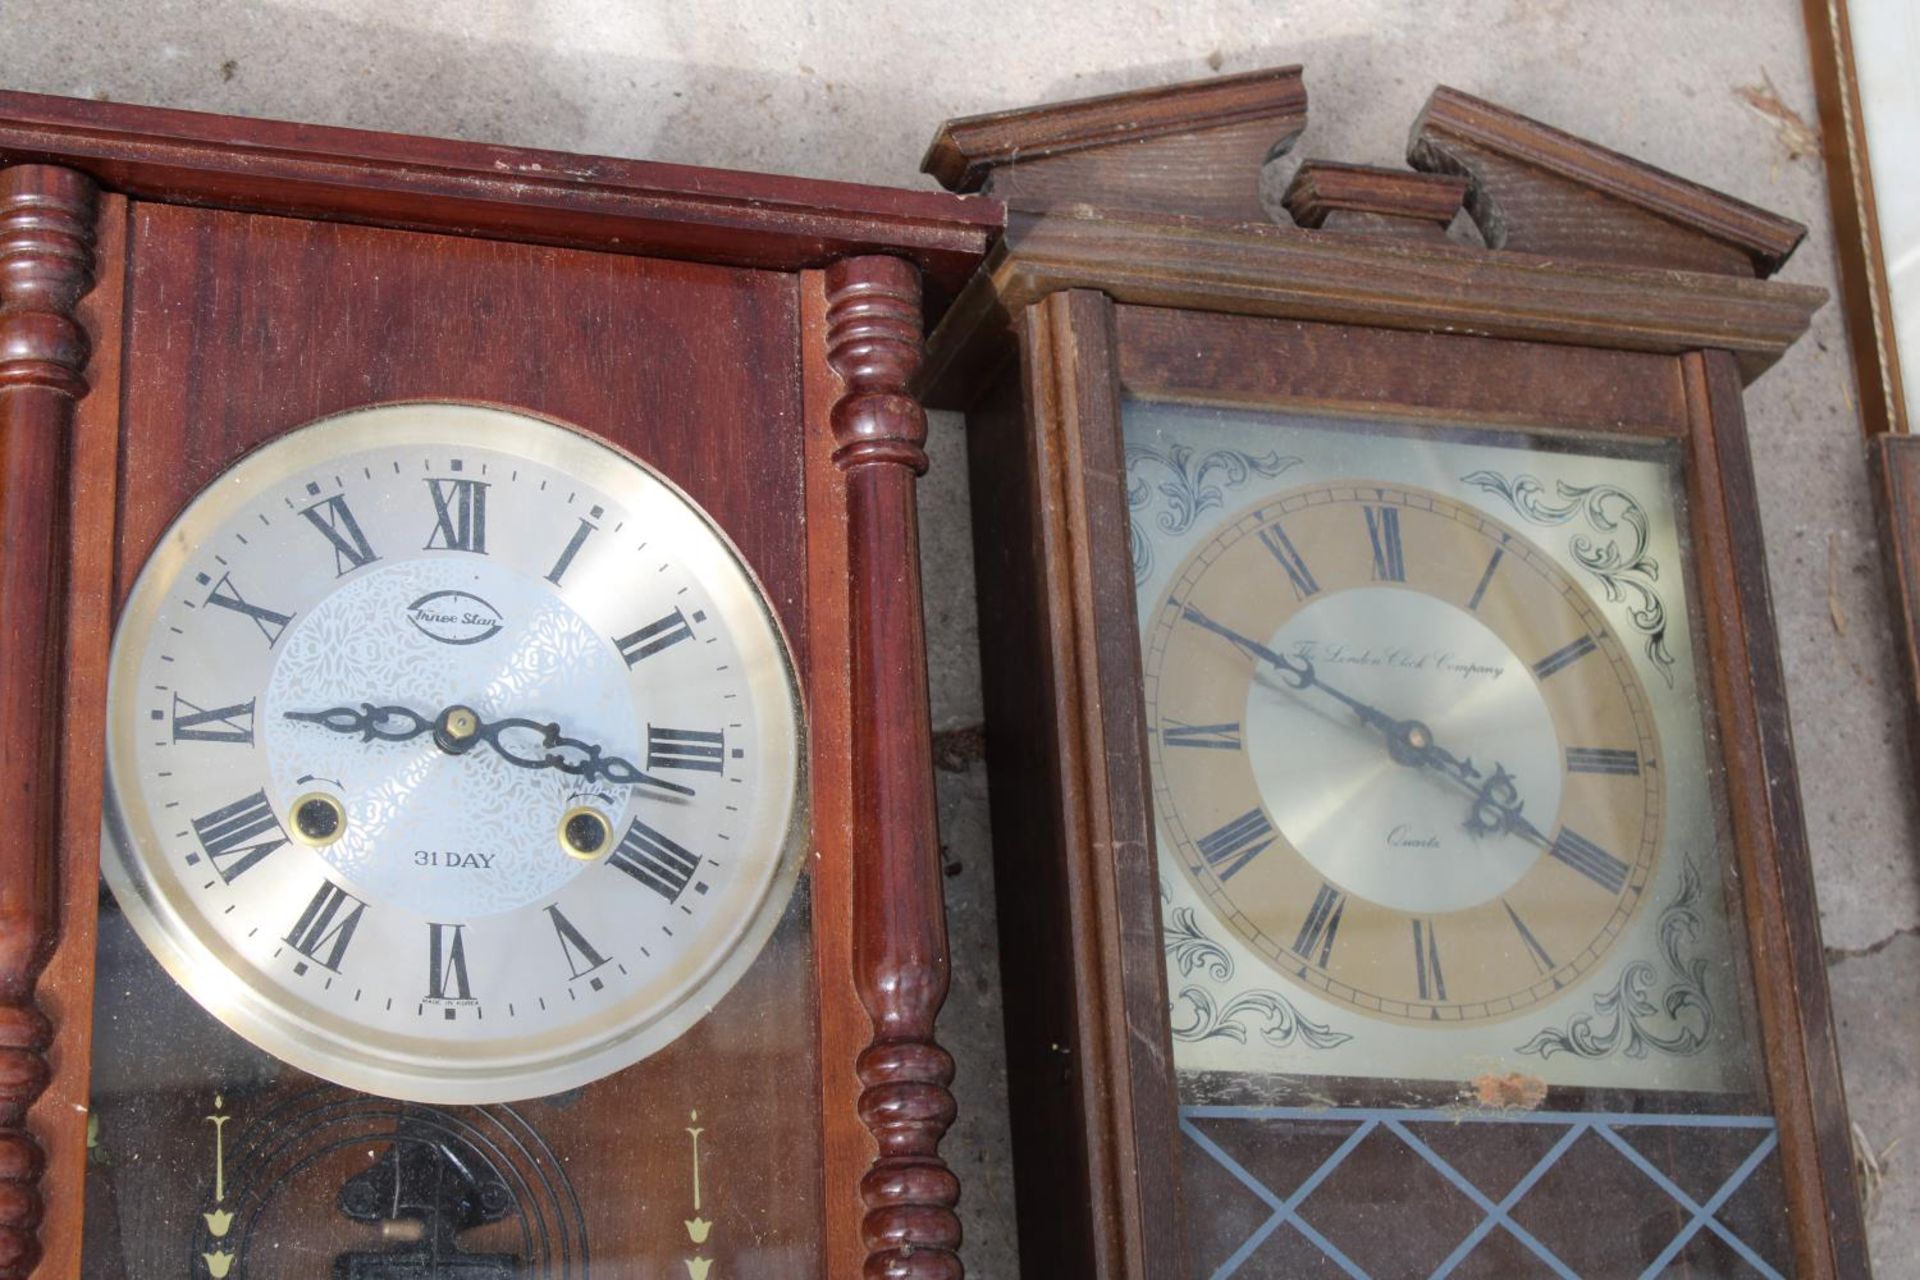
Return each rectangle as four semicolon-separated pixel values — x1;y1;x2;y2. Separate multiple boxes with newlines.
1115;305;1691;437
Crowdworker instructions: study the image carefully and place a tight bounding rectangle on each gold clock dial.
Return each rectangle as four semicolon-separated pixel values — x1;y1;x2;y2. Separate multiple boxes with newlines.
1143;481;1664;1024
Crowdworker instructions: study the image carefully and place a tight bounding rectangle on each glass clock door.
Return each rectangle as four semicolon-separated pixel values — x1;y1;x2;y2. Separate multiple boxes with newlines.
1127;400;1796;1277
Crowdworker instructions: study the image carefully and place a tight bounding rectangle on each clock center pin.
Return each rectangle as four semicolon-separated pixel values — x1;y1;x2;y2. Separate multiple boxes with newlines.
435;705;481;755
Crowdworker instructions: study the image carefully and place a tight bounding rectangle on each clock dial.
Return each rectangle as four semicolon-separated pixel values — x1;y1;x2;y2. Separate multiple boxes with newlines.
1143;481;1663;1024
103;403;805;1104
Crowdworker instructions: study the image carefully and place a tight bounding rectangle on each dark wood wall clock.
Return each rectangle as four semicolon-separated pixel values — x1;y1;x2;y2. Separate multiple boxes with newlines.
920;67;1869;1278
0;90;997;1278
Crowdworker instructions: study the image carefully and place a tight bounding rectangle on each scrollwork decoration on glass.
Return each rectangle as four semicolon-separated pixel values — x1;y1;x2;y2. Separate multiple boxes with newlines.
1461;469;1676;687
1170;986;1354;1051
1165;907;1233;982
1127;444;1300;584
1162;904;1351;1050
1516;853;1713;1061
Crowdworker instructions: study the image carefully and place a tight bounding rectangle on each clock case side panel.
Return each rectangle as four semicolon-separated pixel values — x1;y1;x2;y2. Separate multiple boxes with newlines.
965;289;1185;1279
1683;350;1871;1279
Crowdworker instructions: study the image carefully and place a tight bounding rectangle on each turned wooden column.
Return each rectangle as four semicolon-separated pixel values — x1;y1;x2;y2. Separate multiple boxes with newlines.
826;255;962;1280
0;163;96;1278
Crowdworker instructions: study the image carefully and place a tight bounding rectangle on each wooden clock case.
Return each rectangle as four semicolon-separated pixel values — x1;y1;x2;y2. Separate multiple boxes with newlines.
920;67;1866;1277
0;91;998;1278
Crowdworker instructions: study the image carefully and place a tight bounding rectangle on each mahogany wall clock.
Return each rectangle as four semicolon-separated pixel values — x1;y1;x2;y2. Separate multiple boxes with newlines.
921;67;1867;1278
0;90;996;1278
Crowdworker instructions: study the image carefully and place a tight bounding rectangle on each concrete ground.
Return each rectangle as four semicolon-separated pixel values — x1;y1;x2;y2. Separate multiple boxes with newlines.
5;1;1914;1274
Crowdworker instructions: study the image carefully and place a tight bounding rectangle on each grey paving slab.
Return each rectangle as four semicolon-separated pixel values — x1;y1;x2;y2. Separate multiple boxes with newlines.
6;1;1915;1275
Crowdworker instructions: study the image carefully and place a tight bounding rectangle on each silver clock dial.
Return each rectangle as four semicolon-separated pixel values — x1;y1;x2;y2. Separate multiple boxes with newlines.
103;403;806;1104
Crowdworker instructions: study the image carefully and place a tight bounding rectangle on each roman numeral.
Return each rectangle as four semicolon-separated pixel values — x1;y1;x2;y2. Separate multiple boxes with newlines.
1565;747;1641;775
1467;546;1504;611
284;880;367;973
425;477;489;554
646;726;726;773
1193;809;1275;882
202;571;294;647
1550;827;1630;894
1256;524;1320;599
1162;720;1243;751
615;608;695;666
1504;899;1555;975
1292;882;1346;967
547;905;610;980
171;694;256;744
545;516;599;585
607;817;701;901
427;922;472;1001
192;789;289;883
1365;506;1405;582
1532;634;1598;681
300;494;379;576
1413;918;1447;1002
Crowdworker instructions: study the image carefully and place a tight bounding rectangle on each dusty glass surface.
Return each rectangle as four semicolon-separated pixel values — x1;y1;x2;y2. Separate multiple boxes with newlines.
1126;401;1793;1276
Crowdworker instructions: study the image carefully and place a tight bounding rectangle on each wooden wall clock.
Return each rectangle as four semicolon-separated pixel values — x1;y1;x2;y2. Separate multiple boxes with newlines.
0;90;997;1278
921;67;1868;1278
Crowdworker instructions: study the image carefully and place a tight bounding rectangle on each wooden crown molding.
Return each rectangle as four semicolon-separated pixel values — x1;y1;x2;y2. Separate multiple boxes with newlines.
920;206;1825;408
1409;85;1807;277
921;67;1307;224
0;90;1003;313
1281;160;1468;239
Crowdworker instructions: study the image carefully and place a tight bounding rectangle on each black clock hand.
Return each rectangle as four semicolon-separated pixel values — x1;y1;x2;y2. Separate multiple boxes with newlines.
1181;604;1480;783
463;713;696;796
1181;606;1558;843
285;703;435;742
283;703;695;796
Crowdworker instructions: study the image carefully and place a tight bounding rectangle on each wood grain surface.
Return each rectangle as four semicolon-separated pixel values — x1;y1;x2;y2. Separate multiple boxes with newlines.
0;162;99;1279
824;255;963;1280
0;90;1002;317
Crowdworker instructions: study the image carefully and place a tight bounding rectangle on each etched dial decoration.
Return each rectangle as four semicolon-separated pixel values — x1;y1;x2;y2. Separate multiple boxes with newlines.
103;403;805;1103
1143;481;1663;1025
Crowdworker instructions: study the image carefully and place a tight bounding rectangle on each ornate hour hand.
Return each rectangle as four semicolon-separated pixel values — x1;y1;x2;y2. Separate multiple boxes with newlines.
284;703;434;743
460;711;695;797
283;703;695;796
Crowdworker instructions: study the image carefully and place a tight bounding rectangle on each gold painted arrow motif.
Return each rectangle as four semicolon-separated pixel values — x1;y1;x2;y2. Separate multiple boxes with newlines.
684;1109;712;1275
202;1095;236;1276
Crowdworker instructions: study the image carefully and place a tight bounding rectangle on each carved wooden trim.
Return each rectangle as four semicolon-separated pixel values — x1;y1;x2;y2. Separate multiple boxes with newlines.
0;90;1001;312
826;255;962;1280
1281;160;1466;240
924;66;1306;192
0;162;98;1279
922;68;1306;224
919;206;1826;408
1409;85;1806;277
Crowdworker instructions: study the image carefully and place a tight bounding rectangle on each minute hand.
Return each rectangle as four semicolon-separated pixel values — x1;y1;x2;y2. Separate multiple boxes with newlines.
1182;605;1406;740
1180;604;1478;783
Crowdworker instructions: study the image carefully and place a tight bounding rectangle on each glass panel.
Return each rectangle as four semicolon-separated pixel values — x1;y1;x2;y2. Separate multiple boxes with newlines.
82;883;822;1277
1125;401;1792;1277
